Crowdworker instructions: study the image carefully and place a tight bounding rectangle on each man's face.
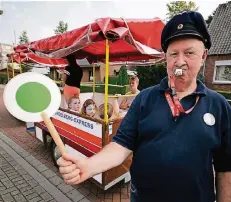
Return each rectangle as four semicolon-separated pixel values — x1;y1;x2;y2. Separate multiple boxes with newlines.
166;38;208;91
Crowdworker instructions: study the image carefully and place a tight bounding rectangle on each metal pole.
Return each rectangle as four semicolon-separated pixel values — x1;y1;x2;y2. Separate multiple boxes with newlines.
19;53;22;74
104;39;109;123
93;63;95;94
6;62;9;81
11;55;14;78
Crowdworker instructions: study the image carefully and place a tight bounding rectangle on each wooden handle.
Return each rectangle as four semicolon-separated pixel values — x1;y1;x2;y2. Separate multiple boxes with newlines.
41;112;66;154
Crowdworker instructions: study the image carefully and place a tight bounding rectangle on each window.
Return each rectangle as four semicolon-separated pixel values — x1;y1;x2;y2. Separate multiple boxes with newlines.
213;60;231;84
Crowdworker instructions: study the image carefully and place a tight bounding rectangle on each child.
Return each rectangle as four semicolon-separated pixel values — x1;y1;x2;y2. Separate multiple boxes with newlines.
120;75;140;110
68;96;81;113
81;99;97;117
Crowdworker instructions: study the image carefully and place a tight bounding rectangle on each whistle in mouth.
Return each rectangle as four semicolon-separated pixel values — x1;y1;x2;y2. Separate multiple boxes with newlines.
174;69;183;77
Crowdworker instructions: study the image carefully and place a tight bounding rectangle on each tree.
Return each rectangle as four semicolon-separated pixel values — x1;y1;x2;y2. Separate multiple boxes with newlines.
18;30;29;45
166;1;198;20
117;66;129;86
135;63;167;90
205;10;216;28
0;10;3;15
54;21;68;35
197;72;205;84
21;64;32;73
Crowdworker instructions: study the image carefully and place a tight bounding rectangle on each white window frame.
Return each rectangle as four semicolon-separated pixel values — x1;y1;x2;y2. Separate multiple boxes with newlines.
213;60;231;84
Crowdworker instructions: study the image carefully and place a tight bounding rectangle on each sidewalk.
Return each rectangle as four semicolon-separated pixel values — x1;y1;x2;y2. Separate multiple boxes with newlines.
0;132;89;202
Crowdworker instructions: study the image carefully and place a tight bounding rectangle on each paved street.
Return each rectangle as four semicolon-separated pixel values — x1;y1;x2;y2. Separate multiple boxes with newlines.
0;132;74;202
0;85;130;202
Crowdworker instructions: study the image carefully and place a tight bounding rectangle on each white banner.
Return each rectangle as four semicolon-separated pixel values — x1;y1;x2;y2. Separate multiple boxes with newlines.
53;110;102;138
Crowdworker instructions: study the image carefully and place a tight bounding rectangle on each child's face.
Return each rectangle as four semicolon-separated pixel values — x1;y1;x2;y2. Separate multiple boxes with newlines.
86;104;96;117
130;80;138;91
69;98;81;112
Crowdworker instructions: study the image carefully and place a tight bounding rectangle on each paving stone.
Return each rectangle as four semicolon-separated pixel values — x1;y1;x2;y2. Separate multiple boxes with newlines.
29;159;42;167
67;189;85;202
5;157;14;162
79;198;92;202
22;174;33;182
25;155;36;162
1;177;10;182
16;183;29;189
25;192;39;200
57;182;74;194
0;169;5;176
1;193;14;202
27;196;43;202
12;164;22;170
0;187;18;196
14;180;27;186
78;187;90;196
33;185;46;195
7;172;20;180
27;179;39;187
36;164;48;173
18;151;30;158
20;186;33;193
17;169;28;175
48;176;63;186
40;192;53;201
2;180;14;188
11;189;20;196
41;170;56;179
0;186;6;191
13;194;27;202
11;177;24;183
4;168;15;173
8;160;17;166
22;189;35;197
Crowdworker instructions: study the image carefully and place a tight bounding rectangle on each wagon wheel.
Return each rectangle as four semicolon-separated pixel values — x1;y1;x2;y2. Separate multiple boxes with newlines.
50;139;62;168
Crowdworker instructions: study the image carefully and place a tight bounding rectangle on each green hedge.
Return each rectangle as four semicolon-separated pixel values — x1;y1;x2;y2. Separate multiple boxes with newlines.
108;76;118;85
0;74;8;84
135;63;167;90
216;91;231;100
80;84;130;95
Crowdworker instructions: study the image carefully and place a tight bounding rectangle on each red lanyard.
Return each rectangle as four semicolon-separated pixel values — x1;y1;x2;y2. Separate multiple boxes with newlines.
165;76;199;117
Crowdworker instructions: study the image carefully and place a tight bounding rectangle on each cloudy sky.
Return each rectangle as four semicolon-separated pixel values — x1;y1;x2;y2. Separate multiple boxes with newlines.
0;0;226;45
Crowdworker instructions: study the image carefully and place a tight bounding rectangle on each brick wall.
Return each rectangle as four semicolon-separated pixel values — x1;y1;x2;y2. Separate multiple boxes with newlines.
204;55;231;91
99;63;121;81
82;66;101;82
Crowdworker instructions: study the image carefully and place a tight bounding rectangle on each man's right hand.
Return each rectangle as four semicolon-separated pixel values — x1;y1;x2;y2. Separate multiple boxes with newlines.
57;153;92;185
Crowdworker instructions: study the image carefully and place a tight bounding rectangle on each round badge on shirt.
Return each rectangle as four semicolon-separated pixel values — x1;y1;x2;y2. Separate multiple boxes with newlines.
203;113;215;126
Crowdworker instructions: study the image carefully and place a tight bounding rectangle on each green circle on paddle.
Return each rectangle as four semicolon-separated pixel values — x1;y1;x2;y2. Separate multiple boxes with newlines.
16;82;51;113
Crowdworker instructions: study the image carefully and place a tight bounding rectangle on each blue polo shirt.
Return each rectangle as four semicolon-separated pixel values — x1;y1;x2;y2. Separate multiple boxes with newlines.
112;77;231;202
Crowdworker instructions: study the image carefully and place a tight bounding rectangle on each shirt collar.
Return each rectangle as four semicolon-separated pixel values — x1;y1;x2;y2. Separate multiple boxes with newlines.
158;76;207;96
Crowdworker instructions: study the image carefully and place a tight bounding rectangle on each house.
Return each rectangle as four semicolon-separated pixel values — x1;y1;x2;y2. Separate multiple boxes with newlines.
76;59;121;83
0;43;14;70
205;2;231;91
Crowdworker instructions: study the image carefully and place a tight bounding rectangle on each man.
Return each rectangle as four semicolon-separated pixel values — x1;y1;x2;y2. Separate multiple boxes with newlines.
120;75;140;110
57;11;231;202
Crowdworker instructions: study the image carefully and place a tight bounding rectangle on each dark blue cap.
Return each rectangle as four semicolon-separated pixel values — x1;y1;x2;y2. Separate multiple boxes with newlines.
161;11;211;52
